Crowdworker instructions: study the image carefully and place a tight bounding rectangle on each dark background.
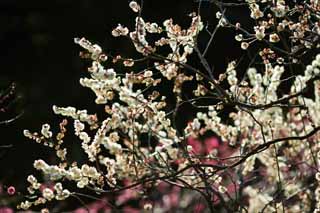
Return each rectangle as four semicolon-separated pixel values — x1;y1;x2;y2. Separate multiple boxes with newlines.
0;0;245;200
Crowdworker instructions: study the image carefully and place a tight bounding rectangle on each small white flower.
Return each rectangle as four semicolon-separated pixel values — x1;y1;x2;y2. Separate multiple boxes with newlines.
215;11;222;19
144;70;153;78
77;177;89;188
129;1;140;13
41;124;52;138
33;159;48;170
19;201;32;210
56;189;70;200
269;33;280;43
241;42;249;50
112;24;129;37
54;183;63;193
235;34;243;41
106;68;116;80
69;167;82;181
255;26;265;40
27;175;37;184
144;203;153;210
42;188;55;201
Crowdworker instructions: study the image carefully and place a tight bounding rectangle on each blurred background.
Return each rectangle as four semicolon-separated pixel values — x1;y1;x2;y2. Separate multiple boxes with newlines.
0;0;245;210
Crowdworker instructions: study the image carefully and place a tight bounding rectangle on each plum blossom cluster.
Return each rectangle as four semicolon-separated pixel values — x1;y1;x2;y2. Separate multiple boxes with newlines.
17;1;320;212
230;0;320;64
17;179;70;210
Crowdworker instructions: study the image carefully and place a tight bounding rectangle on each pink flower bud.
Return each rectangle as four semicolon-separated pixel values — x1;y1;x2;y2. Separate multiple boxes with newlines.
7;186;15;195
